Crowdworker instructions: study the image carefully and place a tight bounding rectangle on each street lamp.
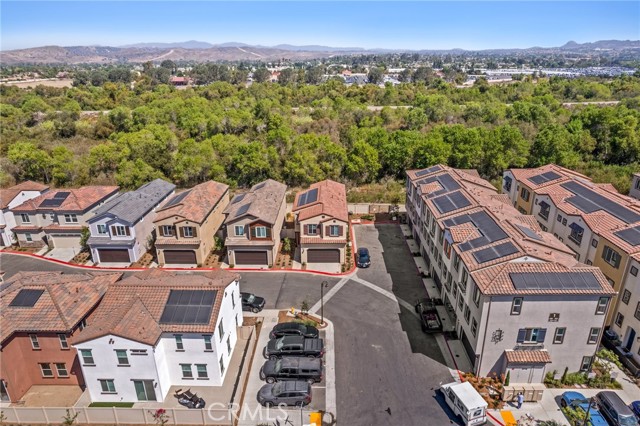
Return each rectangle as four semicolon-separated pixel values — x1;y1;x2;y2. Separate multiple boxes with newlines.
320;280;328;326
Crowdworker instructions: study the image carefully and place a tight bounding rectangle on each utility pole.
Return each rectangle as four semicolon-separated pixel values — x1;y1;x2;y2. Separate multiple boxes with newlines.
582;396;594;426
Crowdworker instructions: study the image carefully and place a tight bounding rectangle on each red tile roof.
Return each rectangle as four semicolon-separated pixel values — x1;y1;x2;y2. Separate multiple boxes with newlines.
12;186;119;213
0;181;49;209
505;350;552;364
0;271;122;343
293;180;348;222
155;181;229;224
73;270;240;346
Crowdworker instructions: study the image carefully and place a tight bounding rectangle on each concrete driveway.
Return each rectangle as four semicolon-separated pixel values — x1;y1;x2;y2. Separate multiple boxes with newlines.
42;247;78;262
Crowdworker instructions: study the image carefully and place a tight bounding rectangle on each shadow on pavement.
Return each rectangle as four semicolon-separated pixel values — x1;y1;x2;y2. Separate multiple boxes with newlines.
433;390;465;425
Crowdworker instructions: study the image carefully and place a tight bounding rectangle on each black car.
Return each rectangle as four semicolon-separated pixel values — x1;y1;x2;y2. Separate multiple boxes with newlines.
260;357;323;384
241;292;265;313
263;336;324;360
357;247;371;268
269;322;319;339
257;381;312;407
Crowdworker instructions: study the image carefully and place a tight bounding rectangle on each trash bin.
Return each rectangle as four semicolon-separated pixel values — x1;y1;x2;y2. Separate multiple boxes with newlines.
531;383;545;402
502;385;515;402
524;385;535;402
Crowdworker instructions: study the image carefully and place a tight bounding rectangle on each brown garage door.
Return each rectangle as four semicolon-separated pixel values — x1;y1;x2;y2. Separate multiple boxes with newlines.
164;250;197;264
235;251;268;265
97;249;130;263
307;249;340;263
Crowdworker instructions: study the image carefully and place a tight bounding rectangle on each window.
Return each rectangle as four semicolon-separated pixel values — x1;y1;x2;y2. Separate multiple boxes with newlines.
133;380;156;401
234;225;245;236
595;297;608;315
183;227;194;238
25;233;33;242
56;363;68;377
520;187;530;202
461;269;468;292
227;336;232;355
511;298;523;315
175;335;184;351
503;176;512;192
181;364;193;379
623;290;632;305
114;225;128;236
64;214;78;223
58;334;69;349
562;218;567;226
472;285;480;307
29;334;40;349
115;349;129;366
553;327;566;344
255;226;267;238
538;202;550;220
631;266;639;277
40;363;53;377
615;312;625;327
591;238;598;248
458;294;464;311
130;349;147;355
587;328;600;344
307;224;318;235
557;214;563;223
99;379;116;393
453;252;461;272
219;357;225;375
471;318;478;337
568;224;584;245
231;292;235;309
160;225;174;237
580;356;592;372
548;313;560;322
329;225;340;237
602;246;621;268
635;302;640;321
204;335;213;351
80;349;95;365
78;319;87;330
517;328;546;344
218;320;225;341
463;305;471;324
20;213;30;223
196;364;208;379
97;224;107;235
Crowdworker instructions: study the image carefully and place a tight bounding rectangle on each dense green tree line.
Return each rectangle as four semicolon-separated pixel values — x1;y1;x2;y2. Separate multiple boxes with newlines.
1;76;639;195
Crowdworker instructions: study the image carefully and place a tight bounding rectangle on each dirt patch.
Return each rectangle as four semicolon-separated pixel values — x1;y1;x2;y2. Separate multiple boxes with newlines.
3;79;73;89
5;245;41;254
130;252;154;268
70;251;91;265
203;248;226;268
273;239;295;270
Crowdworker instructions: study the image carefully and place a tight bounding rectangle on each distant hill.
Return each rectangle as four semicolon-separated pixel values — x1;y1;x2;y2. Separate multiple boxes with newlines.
120;40;215;49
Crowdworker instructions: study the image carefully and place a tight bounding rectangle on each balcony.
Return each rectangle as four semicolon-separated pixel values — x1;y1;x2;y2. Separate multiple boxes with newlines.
513;343;545;351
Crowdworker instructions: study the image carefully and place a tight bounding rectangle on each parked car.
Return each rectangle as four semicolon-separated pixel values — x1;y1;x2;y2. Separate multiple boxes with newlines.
595;391;638;426
241;292;265;313
559;392;611;426
260;357;323;384
415;298;443;333
357;247;371;268
629;401;640;422
257;381;312;407
263;336;324;360
269;322;319;339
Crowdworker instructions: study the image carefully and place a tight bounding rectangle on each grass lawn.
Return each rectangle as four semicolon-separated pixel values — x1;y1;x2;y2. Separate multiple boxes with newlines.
88;402;134;408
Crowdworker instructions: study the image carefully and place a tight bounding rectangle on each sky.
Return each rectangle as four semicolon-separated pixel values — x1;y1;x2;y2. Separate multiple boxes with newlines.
1;1;639;51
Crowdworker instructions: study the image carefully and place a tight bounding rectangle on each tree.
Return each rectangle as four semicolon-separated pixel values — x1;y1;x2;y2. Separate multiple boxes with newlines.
278;68;296;85
160;60;177;74
367;67;384;85
7;142;52;183
115;158;164;189
79;227;90;252
398;68;413;83
305;66;324;85
253;67;271;83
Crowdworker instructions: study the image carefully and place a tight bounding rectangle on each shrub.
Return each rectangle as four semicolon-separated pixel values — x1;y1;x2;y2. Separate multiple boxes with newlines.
283;238;292;254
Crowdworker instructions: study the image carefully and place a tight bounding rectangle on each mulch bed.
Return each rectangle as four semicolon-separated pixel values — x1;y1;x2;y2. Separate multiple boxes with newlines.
130;252;154;268
203;249;226;268
70;251;91;265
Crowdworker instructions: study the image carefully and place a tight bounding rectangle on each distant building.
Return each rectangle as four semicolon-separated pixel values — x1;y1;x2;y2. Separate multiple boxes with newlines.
169;76;189;86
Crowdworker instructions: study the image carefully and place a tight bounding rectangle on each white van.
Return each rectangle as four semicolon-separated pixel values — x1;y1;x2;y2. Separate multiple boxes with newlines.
440;381;488;426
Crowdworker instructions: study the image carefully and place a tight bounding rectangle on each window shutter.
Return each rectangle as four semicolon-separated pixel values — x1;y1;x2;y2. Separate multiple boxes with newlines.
125;227;130;236
179;227;185;238
251;226;256;238
303;225;308;235
318;225;322;237
516;329;526;343
338;225;344;236
537;329;547;343
111;226;116;235
614;254;621;268
602;246;608;260
325;225;330;236
266;227;271;238
192;227;198;238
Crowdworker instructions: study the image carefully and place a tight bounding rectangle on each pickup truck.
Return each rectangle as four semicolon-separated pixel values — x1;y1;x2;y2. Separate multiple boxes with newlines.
263;336;324;360
415;298;443;333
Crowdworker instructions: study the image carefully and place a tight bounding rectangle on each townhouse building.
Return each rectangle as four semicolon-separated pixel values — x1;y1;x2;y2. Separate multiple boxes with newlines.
406;165;614;383
0;181;49;247
72;270;242;403
11;186;119;250
293;180;349;266
0;271;122;402
223;179;287;267
504;165;640;365
154;181;230;266
87;179;175;264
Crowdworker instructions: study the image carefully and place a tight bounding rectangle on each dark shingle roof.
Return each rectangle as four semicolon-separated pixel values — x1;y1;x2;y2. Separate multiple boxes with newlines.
223;179;286;225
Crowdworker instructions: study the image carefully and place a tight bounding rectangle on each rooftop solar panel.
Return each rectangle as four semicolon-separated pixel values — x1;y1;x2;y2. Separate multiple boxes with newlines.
614;225;640;246
415;165;442;177
54;191;71;199
432;191;472;214
39;198;64;208
445;211;509;252
9;289;45;307
164;190;191;208
296;188;319;207
159;289;217;325
235;203;251;217
472;242;519;264
528;171;562;186
516;224;543;241
562;181;640;224
510;272;601;291
231;193;246;204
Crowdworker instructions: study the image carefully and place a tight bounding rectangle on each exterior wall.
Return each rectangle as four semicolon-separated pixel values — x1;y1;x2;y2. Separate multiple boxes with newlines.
1;189;47;247
592;238;628;325
514;181;534;214
74;335;160;403
0;332;83;402
477;295;609;378
502;171;518;208
89;215;155;264
297;215;348;264
630;175;640;200
610;257;640;364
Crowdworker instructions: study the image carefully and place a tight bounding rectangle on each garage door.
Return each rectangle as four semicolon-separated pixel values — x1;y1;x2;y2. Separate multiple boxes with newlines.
98;249;130;263
235;251;268;265
307;249;340;263
164;250;197;264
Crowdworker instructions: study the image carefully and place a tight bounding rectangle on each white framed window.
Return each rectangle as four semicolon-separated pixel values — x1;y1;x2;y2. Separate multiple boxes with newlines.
115;349;129;366
255;226;267;238
183;227;194;238
615;312;624;327
553;327;566;344
175;335;184;351
471;318;478;337
463;305;470;324
20;213;30;223
595;297;608;315
631;266;638;277
25;233;33;242
58;334;69;349
307;224;318;235
56;363;68;377
602;246;621;268
580;356;592;372
29;334;40;349
622;290;632;304
80;349;95;365
40;363;53;377
517;328;546;344
64;214;78;223
204;335;213;351
234;225;245;236
180;364;193;379
160;225;174;237
587;327;600;344
196;364;208;379
99;379;116;393
219;356;225;375
114;225;127;236
97;224;107;235
329;225;340;237
472;285;480;307
218;320;225;341
511;297;523;315
227;336;232;355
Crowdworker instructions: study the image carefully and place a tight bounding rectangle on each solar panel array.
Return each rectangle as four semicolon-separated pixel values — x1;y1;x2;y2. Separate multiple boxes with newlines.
235;203;251;218
297;188;319;207
510;272;601;291
414;165;442;177
562;181;640;224
472;242;519;264
9;289;45;307
163;190;191;208
39;191;71;208
614;225;640;246
528;171;561;185
516;224;543;241
231;193;246;204
159;290;217;324
432;191;472;214
444;211;509;252
415;173;462;199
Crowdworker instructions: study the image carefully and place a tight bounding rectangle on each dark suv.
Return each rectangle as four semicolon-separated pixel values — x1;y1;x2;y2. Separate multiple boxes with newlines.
257;381;312;407
260;357;323;384
357;247;371;268
241;292;265;313
269;322;319;339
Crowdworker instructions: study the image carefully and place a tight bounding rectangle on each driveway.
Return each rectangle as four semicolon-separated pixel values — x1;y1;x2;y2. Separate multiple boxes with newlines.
42;247;78;262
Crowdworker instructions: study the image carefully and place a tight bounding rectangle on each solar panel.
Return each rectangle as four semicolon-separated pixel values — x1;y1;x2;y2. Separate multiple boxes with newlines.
40;198;64;208
164;190;191;208
54;191;70;199
472;242;519;264
614;225;640;246
528;171;561;185
297;188;319;207
159;289;217;325
235;203;251;217
432;191;471;214
415;165;442;177
510;272;601;291
9;289;45;307
516;224;543;241
562;181;640;224
231;193;246;205
445;211;508;252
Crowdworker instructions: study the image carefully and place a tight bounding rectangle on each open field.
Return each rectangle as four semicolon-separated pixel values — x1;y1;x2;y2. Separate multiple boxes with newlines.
1;78;74;88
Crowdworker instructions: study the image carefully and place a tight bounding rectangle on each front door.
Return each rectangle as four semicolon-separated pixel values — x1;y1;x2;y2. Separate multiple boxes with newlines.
625;328;636;351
